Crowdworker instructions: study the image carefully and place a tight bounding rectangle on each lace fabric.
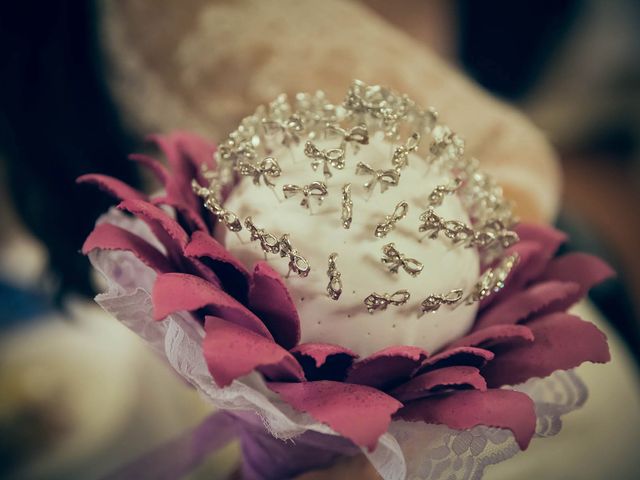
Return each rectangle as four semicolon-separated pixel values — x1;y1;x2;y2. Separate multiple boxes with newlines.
89;210;588;480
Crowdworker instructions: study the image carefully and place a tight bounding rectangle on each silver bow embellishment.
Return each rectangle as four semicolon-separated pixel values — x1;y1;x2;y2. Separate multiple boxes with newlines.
356;162;400;193
192;180;242;232
325;123;369;149
427;177;463;207
375;201;409;238
391;132;421;169
326;252;342;300
262;114;305;147
419;208;473;244
341;183;353;229
237;157;282;188
419;289;463;316
304;141;345;178
282;181;328;209
381;243;423;277
244;217;280;254
364;290;410;314
278;234;311;277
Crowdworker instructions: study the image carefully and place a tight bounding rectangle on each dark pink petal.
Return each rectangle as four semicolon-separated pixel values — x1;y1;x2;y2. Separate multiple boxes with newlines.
185;231;250;301
391;366;487;402
536;253;615;313
248;262;301;350
152;273;272;340
481;313;610;387
152;195;208;233
449;324;534;350
148;132;215;211
129;153;170;186
478;241;539;310
397;389;536;450
475;281;580;330
291;343;358;382
82;223;171;273
117;199;188;259
268;381;402;451
481;225;566;310
203;316;304;388
346;346;429;390
515;223;567;257
419;347;495;372
77;174;146;202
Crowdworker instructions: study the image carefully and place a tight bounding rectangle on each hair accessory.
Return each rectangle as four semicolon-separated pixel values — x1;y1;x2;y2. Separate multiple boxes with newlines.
244;216;280;254
282;181;328;210
364;290;411;314
427;177;463;207
304;141;345;178
375;201;409;238
278;233;311;277
355;162;401;193
419;289;464;316
381;243;423;277
192;180;242;232
237;157;282;188
391;132;421;170
341;183;353;229
326;252;343;300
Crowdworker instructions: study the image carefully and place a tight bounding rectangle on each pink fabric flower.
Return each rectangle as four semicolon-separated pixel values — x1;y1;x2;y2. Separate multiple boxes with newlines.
79;132;612;453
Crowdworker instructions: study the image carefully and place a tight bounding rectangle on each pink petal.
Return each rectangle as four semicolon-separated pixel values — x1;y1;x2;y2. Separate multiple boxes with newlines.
477;241;536;310
152;195;208;233
152;273;272;340
537;253;615;312
117;199;188;259
203;316;304;387
291;343;358;381
148;132;215;211
515;223;567;257
397;389;536;450
346;346;429;389
82;223;171;273
419;347;495;372
475;280;580;330
77;174;146;202
449;324;534;350
248;262;301;350
268;381;402;451
185;231;250;301
481;312;610;387
391;366;487;402
481;225;565;310
128;153;170;186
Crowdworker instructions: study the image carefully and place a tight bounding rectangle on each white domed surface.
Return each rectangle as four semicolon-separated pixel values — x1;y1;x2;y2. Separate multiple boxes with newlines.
220;133;479;357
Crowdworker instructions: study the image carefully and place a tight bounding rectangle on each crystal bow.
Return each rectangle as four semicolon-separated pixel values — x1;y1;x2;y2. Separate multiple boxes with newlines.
364;290;411;314
282;181;328;209
381;243;423;277
192;180;242;232
278;234;311;277
304;141;345;178
391;132;421;169
375;201;409;238
355;162;400;193
237;157;282;188
419;289;464;316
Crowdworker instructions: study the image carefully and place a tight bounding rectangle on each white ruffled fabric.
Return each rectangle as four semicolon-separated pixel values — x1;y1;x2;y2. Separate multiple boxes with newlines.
89;209;587;480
